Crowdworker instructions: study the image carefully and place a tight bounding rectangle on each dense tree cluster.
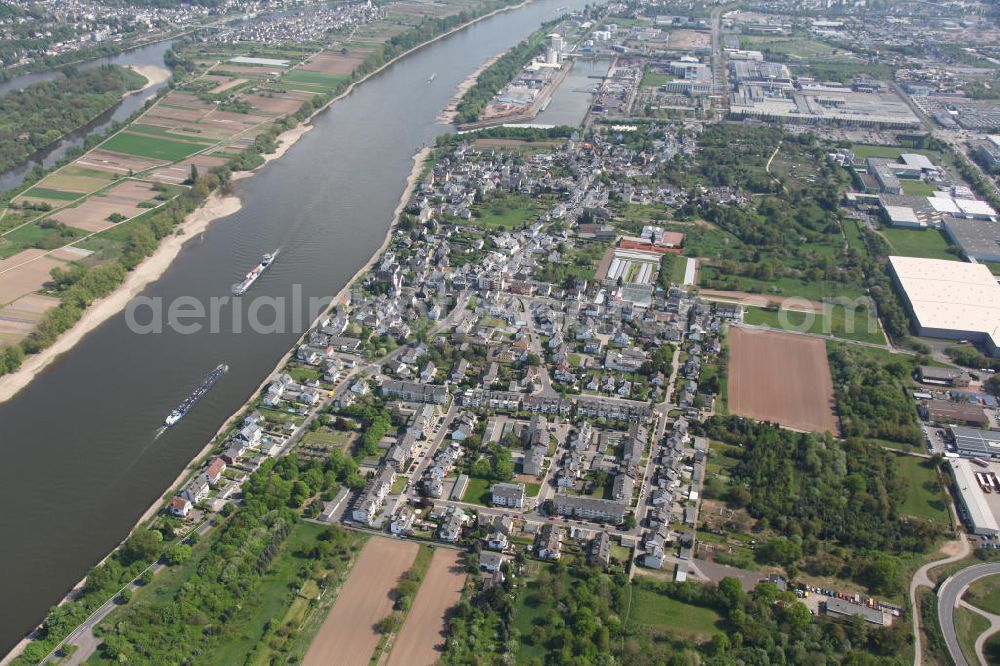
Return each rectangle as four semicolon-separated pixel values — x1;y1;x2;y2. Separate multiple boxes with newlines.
705;416;941;590
0;65;145;173
827;345;923;446
443;560;910;665
92;456;347;663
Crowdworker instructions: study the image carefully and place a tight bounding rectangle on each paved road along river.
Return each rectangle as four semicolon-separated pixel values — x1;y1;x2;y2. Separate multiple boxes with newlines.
0;0;593;653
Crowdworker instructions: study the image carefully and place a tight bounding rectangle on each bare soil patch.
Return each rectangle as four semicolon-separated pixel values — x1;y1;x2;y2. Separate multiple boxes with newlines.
245;93;306;116
50;180;158;232
0;253;66;306
386;548;466;666
727;327;838;433
148;155;228;184
668;30;711;49
301;50;371;75
210;77;247;94
0;293;60;342
303;537;418;666
76;149;166;175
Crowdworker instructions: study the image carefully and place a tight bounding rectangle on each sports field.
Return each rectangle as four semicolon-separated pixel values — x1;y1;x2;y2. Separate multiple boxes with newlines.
728;327;838;433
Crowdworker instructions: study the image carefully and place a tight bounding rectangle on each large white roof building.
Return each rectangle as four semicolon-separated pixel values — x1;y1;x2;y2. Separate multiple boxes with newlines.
888;256;1000;355
949;459;1000;537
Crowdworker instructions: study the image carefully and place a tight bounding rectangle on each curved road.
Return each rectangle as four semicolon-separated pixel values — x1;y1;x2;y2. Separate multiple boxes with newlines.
937;562;1000;666
911;533;969;666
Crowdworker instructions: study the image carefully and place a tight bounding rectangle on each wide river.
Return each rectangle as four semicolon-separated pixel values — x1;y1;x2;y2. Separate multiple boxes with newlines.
0;0;594;654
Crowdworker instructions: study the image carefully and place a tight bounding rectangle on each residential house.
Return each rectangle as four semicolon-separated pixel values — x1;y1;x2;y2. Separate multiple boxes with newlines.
491;482;526;508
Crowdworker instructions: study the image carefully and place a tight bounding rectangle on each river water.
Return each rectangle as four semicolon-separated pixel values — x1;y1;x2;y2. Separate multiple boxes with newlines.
0;0;594;654
0;39;177;192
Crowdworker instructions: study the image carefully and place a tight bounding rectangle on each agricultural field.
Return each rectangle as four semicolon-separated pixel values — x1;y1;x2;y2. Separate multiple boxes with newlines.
303;537;419;666
386;548;466;666
280;69;347;92
99;132;207;162
728;327;838;433
0;293;60;343
50;179;163;232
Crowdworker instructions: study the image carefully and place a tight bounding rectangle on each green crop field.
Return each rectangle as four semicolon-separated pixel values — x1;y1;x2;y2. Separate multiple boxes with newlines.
20;186;81;201
101;132;205;161
130;124;217;145
881;227;955;261
282;70;347;89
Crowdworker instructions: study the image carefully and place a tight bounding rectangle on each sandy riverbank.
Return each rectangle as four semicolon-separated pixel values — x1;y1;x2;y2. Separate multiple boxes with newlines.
436;53;501;124
127;64;171;94
0;191;243;403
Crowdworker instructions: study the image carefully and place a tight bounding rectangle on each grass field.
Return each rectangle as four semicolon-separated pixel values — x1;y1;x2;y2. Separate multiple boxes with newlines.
101;132;206;161
1;221;88;257
900;180;938;196
206;522;332;664
955;605;990;666
699;266;865;302
461;476;493;506
706;440;742;478
129;124;218;145
301;428;353;449
470;193;545;229
743;305;885;345
851;145;905;159
964;574;1000;615
512;566;556;663
640;69;674;88
627;586;725;641
895;455;950;523
881;227;956;261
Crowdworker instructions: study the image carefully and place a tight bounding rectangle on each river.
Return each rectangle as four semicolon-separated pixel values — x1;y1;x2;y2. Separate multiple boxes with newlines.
0;0;593;654
0;39;177;192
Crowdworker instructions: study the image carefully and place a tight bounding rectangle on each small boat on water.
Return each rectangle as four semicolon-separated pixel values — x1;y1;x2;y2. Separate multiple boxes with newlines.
232;250;278;295
427;73;437;83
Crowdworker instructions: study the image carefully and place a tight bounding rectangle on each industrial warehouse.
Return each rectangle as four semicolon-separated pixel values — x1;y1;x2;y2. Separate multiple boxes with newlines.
888;255;1000;356
949;458;1000;537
